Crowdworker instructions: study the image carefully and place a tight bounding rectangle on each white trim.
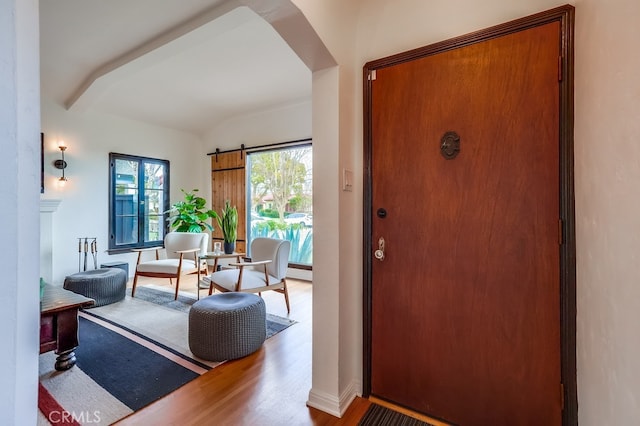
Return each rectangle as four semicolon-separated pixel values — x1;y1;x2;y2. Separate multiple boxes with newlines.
306;380;361;418
40;199;62;283
338;380;361;415
286;267;312;281
307;388;342;418
40;199;62;212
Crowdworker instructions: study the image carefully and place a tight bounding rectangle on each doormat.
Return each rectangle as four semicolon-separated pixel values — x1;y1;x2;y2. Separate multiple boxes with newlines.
358;403;435;426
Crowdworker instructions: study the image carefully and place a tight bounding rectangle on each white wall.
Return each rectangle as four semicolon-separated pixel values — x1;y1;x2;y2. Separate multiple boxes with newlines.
573;0;640;423
0;0;40;423
290;0;363;415
41;99;204;284
202;100;311;151
307;66;343;414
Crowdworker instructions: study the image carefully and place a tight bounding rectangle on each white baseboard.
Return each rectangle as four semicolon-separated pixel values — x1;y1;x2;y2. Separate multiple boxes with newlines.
287;267;312;281
307;389;342;418
306;380;361;418
339;380;361;415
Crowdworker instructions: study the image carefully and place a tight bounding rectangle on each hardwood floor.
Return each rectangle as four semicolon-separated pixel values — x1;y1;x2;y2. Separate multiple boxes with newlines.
114;274;372;425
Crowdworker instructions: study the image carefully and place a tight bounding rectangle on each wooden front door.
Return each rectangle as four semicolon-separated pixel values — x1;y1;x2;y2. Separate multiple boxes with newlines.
365;8;575;426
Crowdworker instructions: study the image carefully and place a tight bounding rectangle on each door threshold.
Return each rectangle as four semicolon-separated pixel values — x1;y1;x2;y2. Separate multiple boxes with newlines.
368;396;452;426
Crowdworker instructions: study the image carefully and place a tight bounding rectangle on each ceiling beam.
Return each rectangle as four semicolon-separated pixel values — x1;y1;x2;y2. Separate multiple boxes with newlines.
65;0;335;112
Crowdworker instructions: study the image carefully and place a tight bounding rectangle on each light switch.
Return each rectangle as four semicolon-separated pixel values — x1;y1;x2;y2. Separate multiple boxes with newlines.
343;169;353;192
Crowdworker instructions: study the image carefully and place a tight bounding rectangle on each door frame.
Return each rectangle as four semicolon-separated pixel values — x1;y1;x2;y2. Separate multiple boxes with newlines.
362;5;576;424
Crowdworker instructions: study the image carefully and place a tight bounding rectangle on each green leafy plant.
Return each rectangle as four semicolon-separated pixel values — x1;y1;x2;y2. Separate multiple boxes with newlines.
216;200;238;243
166;189;218;233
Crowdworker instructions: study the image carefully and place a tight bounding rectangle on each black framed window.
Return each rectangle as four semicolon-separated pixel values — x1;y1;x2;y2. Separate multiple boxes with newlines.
108;153;170;252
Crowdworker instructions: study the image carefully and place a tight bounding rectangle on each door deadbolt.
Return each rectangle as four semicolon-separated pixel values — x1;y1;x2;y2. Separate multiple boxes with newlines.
374;237;385;261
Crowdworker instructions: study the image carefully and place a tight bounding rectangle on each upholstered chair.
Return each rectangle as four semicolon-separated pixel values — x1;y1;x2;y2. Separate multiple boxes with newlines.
207;237;291;313
131;232;208;300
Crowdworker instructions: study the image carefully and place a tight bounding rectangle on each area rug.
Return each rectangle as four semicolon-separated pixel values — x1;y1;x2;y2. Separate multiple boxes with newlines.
131;285;296;338
358;403;435;426
38;285;296;425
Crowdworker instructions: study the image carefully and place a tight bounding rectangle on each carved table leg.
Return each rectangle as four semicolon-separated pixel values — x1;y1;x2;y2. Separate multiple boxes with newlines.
54;309;80;371
55;349;77;371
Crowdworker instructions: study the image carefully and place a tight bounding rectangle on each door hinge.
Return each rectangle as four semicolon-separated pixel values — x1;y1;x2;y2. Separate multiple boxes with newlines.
558;56;563;82
560;383;565;410
558;219;564;245
369;69;377;81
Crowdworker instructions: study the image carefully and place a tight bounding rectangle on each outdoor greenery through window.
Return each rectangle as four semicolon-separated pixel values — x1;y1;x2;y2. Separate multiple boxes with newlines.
248;145;312;267
108;153;169;251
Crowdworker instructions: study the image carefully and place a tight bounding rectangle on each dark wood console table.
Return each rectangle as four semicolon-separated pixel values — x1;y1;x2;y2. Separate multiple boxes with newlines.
40;284;94;371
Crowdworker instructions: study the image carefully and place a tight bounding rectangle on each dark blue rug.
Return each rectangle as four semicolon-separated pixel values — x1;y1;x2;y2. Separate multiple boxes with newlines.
75;316;201;411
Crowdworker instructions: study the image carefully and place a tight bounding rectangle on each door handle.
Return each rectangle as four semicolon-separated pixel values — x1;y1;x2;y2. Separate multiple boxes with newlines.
374;237;385;261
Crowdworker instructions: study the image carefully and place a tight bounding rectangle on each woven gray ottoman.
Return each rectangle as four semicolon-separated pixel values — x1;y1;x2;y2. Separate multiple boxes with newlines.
189;293;266;361
63;268;127;307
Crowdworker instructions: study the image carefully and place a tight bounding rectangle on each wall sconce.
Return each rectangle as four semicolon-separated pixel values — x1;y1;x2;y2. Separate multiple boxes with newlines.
53;141;68;185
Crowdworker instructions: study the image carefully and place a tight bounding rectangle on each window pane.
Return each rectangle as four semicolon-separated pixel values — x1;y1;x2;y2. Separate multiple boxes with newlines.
115;159;139;245
145;213;163;242
115;190;138;245
143;161;166;243
115;159;138;189
144;188;165;243
144;162;165;190
248;145;313;265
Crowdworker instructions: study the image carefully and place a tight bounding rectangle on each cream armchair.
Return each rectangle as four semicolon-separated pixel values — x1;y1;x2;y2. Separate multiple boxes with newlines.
208;238;291;313
131;232;208;300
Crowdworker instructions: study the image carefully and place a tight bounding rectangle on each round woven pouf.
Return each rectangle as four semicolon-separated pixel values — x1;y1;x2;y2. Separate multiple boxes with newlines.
189;293;266;361
63;268;127;307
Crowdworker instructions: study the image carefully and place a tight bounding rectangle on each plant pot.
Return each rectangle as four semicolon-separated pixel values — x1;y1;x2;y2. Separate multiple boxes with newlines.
223;241;235;254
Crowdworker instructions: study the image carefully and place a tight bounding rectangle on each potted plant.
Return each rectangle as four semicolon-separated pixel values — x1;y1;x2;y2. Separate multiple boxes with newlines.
166;189;218;232
217;200;238;253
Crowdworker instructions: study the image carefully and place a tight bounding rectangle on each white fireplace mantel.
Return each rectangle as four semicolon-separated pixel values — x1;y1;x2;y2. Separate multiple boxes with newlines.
40;199;62;283
40;199;62;213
